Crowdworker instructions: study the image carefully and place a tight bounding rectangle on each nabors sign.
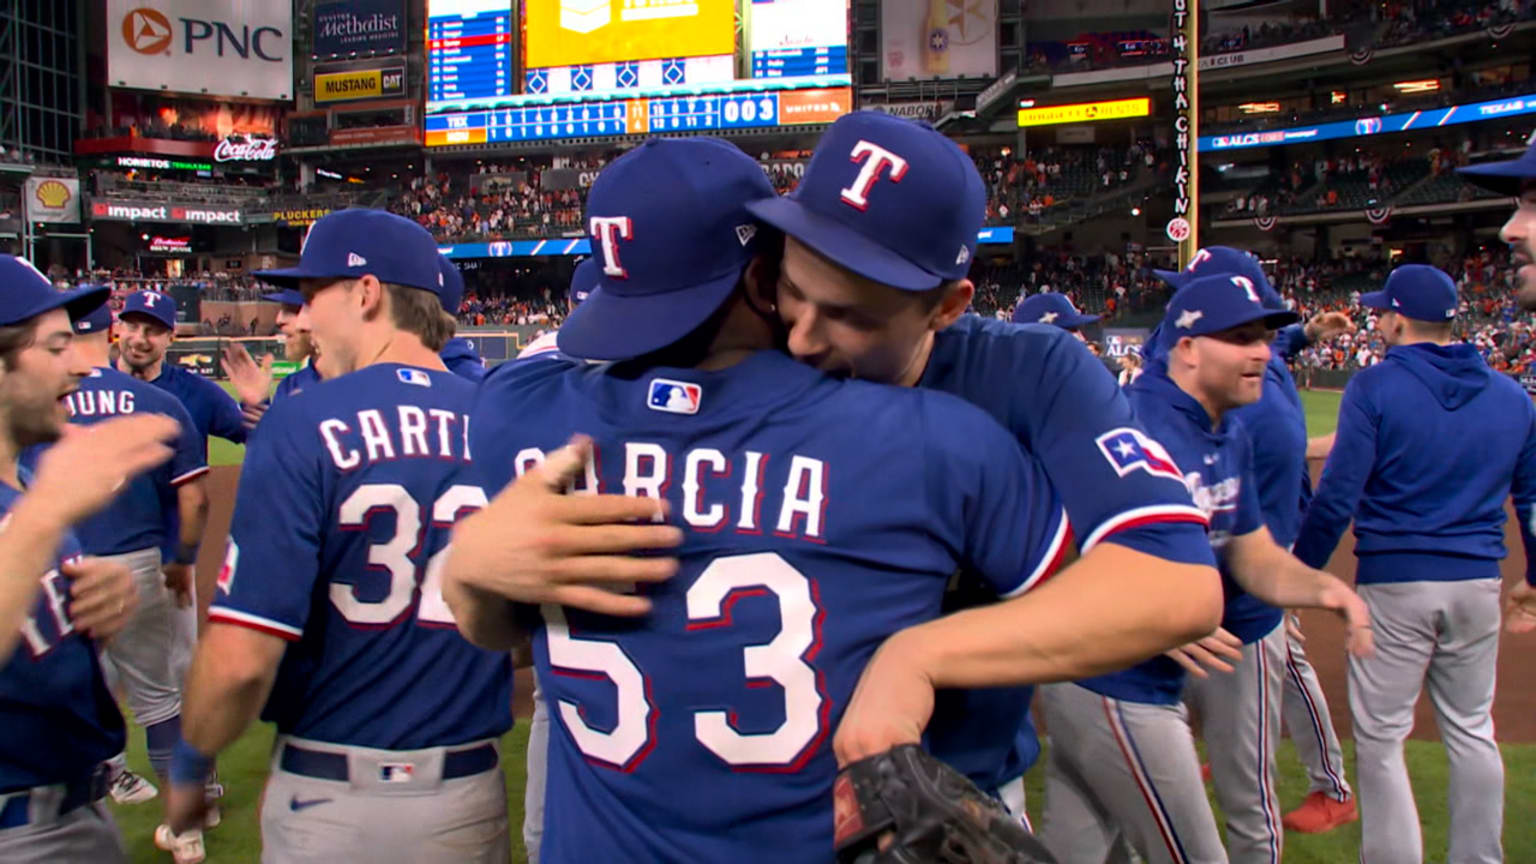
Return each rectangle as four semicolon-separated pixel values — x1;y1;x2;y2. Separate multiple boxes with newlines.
214;135;279;163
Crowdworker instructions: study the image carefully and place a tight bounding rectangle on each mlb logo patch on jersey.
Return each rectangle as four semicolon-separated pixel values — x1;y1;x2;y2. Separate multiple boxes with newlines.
379;762;415;783
647;378;701;415
397;368;432;388
1095;427;1185;483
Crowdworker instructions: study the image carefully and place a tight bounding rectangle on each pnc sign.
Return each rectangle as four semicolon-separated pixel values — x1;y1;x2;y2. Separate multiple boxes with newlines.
108;1;292;101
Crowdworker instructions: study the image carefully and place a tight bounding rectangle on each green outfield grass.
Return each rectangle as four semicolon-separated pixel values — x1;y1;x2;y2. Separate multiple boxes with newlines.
1302;387;1344;438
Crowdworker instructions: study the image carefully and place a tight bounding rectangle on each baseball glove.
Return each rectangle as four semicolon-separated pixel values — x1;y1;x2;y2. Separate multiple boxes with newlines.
833;745;1057;864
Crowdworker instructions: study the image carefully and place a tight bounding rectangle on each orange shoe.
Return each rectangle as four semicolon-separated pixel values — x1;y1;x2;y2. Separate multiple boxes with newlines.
1282;791;1359;833
1200;762;1211;782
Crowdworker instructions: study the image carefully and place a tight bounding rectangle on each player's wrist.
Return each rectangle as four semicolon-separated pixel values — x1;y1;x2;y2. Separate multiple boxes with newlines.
173;543;199;566
169;738;213;784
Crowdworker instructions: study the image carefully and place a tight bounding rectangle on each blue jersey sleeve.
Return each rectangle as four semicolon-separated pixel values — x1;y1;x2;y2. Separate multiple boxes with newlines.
200;375;249;445
1293;373;1380;568
206;400;323;640
1015;335;1209;560
165;397;208;486
1272;324;1310;362
928;396;1069;598
1511;397;1536;587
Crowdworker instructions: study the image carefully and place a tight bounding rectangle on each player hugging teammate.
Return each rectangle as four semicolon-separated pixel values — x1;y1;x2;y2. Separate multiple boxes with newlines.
6;115;1536;864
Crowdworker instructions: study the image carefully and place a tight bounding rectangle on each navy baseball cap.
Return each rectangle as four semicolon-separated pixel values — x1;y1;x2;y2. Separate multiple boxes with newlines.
262;288;305;307
437;254;464;314
1359;264;1458;322
1457;134;1536;196
569;258;597;307
0;255;108;327
557;138;775;361
120;290;177;330
746;111;986;292
254;209;443;294
1162;273;1299;339
72;302;113;334
1155;246;1285;310
1012;293;1099;329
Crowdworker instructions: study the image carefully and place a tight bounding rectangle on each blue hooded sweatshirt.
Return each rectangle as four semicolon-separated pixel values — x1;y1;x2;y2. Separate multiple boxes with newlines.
440;337;487;383
1293;342;1536;584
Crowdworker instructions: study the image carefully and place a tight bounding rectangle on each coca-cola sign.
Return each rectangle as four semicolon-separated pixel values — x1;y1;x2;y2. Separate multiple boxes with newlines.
214;135;279;163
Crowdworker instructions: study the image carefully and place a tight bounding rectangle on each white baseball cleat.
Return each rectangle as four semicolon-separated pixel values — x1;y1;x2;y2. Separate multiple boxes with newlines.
108;769;158;804
154;824;206;864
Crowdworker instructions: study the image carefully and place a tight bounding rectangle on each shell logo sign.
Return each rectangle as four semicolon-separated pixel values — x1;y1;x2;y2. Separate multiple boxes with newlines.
33;180;72;209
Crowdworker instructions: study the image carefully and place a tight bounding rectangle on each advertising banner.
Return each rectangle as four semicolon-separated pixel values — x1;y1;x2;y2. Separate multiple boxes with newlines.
882;0;997;81
1017;97;1150;127
108;0;293;101
24;177;82;223
89;198;247;225
314;65;406;102
523;0;736;68
313;0;405;56
1102;328;1149;358
328;125;421;147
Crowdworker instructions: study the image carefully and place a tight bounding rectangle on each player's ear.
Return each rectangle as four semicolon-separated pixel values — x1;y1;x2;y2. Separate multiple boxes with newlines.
928;279;973;332
357;275;386;320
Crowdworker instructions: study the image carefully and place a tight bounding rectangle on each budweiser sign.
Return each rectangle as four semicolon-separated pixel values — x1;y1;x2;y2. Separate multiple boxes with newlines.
214;135;279;163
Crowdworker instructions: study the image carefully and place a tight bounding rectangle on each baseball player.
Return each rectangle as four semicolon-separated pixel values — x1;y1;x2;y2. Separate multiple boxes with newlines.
222;286;322;414
1034;274;1373;864
116;289;251;455
1459;134;1536;310
512;258;593;864
1293;264;1536;864
744;110;1221;805
20;302;210;816
1011;292;1099;339
447;136;1075;864
1154;247;1359;836
436;255;488;382
163;210;513;864
0;254;176;864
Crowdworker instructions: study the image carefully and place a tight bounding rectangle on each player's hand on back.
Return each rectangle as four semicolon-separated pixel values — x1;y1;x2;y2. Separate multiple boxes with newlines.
1506;580;1536;633
445;435;683;617
28;414;179;527
1162;626;1245;678
63;556;138;641
222;342;274;407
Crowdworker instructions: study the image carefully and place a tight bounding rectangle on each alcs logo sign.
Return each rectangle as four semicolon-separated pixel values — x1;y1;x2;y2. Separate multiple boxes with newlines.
121;6;284;62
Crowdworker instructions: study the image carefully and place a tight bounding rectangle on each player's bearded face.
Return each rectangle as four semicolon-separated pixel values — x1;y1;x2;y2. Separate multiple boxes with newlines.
1193;324;1271;411
1;309;88;447
1500;186;1536;311
776;237;944;385
276;306;316;362
117;317;170;370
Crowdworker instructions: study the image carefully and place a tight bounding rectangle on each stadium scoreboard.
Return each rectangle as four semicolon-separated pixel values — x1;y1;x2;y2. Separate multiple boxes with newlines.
425;0;852;146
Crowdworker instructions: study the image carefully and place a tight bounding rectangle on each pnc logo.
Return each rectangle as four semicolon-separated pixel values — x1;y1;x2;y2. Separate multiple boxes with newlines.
123;7;172;55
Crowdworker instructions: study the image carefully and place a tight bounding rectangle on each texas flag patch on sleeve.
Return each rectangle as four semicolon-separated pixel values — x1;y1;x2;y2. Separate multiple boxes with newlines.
647;378;702;415
1095;427;1185;483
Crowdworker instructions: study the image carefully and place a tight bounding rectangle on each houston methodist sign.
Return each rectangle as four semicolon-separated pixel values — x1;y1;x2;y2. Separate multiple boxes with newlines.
109;1;292;101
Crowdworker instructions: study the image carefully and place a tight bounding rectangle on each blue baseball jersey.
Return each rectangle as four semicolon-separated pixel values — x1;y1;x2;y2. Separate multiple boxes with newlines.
1294;342;1536;584
271;362;322;406
21;368;207;556
142;362;248;453
0;484;124;791
1077;367;1265;703
208;364;511;750
915;316;1214;787
1230;348;1309;549
472;350;1067;864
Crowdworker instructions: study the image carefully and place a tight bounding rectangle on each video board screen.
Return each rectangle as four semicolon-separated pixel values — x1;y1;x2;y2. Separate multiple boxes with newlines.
426;0;514;107
747;0;849;79
426;0;852;145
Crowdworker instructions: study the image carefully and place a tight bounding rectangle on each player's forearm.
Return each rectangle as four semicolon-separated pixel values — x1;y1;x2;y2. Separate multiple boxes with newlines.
888;544;1222;689
176;481;209;560
180;626;281;755
0;501;74;663
1230;535;1348;608
443;576;526;652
